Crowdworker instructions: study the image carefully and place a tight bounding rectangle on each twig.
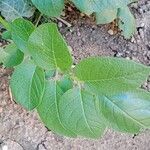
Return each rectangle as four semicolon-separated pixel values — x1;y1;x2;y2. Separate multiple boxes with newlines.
56;17;72;27
35;13;43;27
8;86;13;102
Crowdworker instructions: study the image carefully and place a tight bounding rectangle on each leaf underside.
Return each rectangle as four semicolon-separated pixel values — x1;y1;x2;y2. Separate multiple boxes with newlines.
31;0;64;17
0;0;34;21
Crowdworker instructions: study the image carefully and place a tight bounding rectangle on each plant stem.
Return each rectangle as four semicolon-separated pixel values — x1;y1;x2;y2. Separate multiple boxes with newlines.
35;13;42;27
0;16;10;30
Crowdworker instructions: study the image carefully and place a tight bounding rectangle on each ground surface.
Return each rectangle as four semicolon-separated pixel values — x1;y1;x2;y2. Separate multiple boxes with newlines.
0;0;150;150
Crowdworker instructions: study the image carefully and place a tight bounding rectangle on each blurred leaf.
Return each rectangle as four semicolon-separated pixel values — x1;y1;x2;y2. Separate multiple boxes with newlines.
0;0;34;21
31;0;64;17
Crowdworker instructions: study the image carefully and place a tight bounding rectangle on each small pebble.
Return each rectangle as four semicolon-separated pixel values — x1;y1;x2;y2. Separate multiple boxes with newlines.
2;145;8;150
108;29;114;35
140;22;145;27
126;57;130;60
131;37;136;43
77;31;81;36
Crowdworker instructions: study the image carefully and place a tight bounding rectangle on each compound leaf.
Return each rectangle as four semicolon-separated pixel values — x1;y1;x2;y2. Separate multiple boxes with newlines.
28;23;73;71
31;0;64;17
98;90;150;133
58;87;106;138
37;80;77;137
11;18;35;53
3;43;24;67
10;60;45;110
0;0;34;21
74;57;150;94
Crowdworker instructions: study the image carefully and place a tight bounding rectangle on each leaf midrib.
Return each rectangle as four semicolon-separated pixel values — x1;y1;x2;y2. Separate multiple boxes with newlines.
79;88;97;136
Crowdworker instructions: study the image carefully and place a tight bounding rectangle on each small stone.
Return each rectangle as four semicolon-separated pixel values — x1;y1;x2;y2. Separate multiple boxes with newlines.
90;37;93;41
131;57;139;62
77;31;81;36
2;145;8;150
131;37;136;43
139;28;144;39
108;29;114;35
116;52;123;57
80;13;85;17
126;57;130;60
38;145;46;150
68;7;73;12
58;22;63;28
140;22;145;27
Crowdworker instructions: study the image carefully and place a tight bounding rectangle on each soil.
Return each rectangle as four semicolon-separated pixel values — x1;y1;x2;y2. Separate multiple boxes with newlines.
0;0;150;150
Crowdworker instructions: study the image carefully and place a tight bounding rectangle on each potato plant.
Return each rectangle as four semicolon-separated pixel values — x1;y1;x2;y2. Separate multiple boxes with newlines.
0;0;137;38
0;17;150;139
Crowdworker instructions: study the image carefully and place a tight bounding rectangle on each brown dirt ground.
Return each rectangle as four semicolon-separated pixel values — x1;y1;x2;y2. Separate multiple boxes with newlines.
0;0;150;150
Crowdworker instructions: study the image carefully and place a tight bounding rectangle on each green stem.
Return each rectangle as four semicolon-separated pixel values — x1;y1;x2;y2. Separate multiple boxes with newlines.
0;16;10;30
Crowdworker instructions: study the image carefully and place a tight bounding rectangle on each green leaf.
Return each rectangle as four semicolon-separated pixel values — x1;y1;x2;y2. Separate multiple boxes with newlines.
118;7;136;39
28;23;73;71
58;87;106;138
74;57;150;94
37;80;77;137
72;0;130;15
2;30;12;40
96;9;117;24
0;0;34;21
11;18;35;53
3;43;24;67
57;75;73;93
31;0;64;17
0;47;7;64
98;90;150;133
10;61;45;110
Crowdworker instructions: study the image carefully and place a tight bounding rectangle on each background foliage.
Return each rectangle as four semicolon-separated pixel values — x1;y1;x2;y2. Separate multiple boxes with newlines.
0;0;138;38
